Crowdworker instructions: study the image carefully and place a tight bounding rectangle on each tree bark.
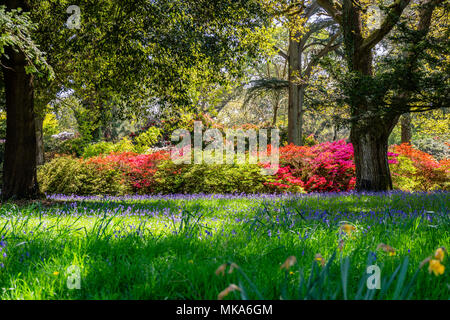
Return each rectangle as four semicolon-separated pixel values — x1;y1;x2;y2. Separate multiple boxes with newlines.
350;115;399;191
400;114;412;144
35;115;44;165
2;47;39;200
272;92;280;127
287;32;303;145
1;0;40;200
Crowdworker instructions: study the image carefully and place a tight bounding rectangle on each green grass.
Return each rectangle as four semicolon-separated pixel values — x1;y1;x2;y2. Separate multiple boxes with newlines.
0;192;448;300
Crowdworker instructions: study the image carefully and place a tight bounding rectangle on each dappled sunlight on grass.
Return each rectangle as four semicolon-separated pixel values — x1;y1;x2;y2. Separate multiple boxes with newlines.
0;191;448;299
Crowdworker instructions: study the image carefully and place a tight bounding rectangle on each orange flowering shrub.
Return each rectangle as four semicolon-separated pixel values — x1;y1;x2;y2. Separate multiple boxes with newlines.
389;143;449;191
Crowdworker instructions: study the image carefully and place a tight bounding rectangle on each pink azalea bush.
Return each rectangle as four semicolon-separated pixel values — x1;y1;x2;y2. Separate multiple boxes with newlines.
268;140;399;193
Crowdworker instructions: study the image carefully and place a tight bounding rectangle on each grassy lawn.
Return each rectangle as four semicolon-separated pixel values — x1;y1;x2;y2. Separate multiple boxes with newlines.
0;192;448;300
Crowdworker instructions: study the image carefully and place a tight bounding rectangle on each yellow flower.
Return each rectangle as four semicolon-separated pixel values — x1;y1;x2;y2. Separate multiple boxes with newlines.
280;256;297;270
188;260;194;264
340;224;356;235
289;271;294;275
434;247;446;262
428;259;445;276
53;271;59;276
218;284;241;300
314;253;325;267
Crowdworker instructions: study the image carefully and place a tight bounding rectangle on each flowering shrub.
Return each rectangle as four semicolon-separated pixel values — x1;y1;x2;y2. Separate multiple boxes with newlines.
389;143;449;191
38;141;448;195
274;140;356;192
87;151;170;194
267;140;404;193
264;165;305;193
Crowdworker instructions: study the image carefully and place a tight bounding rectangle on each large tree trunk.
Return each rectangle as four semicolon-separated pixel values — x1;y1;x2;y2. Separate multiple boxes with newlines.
1;0;39;200
287;32;303;145
346;51;397;191
350;115;398;191
2;47;39;200
400;113;412;144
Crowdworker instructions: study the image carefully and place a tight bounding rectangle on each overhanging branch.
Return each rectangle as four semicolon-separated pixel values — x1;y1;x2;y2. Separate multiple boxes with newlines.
316;0;343;24
360;0;412;52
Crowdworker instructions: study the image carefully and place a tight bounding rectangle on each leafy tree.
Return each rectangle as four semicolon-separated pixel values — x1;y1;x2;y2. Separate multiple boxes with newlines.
1;0;272;199
316;0;449;190
254;0;342;145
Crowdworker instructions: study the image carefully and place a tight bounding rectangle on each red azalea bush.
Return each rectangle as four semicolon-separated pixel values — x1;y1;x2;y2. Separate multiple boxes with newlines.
87;151;170;193
273;140;357;192
264;165;306;193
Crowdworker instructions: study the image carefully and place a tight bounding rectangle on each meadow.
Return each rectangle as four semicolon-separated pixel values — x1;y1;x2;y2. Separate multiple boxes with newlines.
0;191;448;300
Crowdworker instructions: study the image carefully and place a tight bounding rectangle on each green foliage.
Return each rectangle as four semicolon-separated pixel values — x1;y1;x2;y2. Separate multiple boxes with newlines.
0;5;53;79
37;156;130;195
73;107;100;144
391;156;422;192
42;113;59;137
82;141;116;159
154;161;271;194
0;112;5;186
82;137;134;158
302;134;319;147
133;127;161;154
54;137;87;157
230;253;420;300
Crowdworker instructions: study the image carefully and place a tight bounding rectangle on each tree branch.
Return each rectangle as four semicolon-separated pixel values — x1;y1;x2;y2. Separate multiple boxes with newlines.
304;31;341;77
274;46;289;60
316;0;343;24
299;18;336;49
304;1;320;20
360;0;412;52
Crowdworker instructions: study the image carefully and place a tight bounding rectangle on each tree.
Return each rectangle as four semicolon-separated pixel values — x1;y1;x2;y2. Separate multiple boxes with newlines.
1;0;272;199
250;0;341;145
1;1;53;200
286;1;341;145
317;0;448;190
